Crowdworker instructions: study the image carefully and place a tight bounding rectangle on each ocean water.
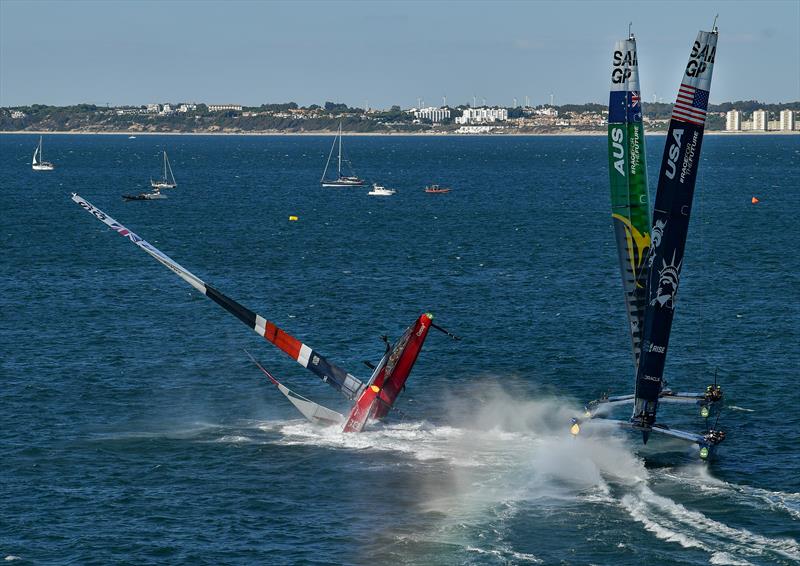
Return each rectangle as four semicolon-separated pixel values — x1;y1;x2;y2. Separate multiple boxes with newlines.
1;133;798;565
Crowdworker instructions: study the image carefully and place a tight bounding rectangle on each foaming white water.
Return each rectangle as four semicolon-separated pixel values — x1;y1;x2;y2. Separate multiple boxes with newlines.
273;420;471;463
250;384;795;562
622;483;800;562
727;405;755;412
709;552;754;566
620;492;708;550
659;466;800;521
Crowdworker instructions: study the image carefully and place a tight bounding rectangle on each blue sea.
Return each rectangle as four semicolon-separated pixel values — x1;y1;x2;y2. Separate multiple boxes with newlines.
2;133;798;565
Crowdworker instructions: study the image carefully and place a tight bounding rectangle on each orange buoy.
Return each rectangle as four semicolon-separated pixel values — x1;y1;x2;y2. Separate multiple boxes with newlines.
751;196;759;204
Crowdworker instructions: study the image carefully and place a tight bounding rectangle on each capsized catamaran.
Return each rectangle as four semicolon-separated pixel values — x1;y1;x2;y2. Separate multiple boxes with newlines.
71;193;456;431
572;24;726;460
248;310;447;432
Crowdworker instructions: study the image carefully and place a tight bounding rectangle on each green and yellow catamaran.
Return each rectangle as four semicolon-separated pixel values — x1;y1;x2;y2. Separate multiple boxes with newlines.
607;28;651;372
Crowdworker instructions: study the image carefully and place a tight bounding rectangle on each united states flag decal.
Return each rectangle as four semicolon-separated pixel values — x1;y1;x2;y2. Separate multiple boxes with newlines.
671;84;709;126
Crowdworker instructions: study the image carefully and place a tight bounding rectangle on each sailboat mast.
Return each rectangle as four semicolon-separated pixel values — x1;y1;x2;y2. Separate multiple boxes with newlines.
166;152;175;185
337;122;343;177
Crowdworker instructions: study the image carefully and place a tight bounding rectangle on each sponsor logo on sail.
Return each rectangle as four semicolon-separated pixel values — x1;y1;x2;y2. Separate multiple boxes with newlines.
611;48;637;83
665;128;684;180
686;41;716;77
611;127;626;176
651;250;682;309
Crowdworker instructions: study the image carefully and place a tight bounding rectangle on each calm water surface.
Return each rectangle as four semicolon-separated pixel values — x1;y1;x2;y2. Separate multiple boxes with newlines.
2;133;798;565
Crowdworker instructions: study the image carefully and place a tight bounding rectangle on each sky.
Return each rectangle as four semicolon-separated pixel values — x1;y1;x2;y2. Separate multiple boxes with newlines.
1;0;798;108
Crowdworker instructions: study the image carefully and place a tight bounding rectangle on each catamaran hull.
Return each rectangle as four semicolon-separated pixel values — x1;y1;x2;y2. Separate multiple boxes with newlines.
247;353;345;427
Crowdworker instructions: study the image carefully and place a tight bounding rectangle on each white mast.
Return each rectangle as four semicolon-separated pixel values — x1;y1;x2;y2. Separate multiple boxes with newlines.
337;122;342;177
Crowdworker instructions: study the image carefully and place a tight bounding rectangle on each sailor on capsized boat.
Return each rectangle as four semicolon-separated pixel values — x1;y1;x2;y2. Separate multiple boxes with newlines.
70;193;458;432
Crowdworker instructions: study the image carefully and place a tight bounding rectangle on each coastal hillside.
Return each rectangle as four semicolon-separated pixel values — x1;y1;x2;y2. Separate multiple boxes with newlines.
3;101;796;134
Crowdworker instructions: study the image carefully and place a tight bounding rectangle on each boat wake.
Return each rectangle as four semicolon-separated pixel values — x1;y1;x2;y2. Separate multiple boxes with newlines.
208;386;797;563
621;483;799;563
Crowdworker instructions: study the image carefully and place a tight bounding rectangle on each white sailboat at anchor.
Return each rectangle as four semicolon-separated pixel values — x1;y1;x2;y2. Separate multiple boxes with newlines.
320;122;365;187
32;136;55;171
151;151;177;189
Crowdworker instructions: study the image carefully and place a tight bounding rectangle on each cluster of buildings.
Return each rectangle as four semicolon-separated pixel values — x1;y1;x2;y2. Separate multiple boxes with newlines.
114;102;237;116
455;107;509;125
412;106;451;123
725;109;796;131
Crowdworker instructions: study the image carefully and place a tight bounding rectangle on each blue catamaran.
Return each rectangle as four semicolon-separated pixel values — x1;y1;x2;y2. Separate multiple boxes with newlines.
572;23;726;460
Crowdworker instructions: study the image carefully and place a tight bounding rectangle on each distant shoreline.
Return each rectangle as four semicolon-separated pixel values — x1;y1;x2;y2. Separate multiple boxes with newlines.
1;130;797;137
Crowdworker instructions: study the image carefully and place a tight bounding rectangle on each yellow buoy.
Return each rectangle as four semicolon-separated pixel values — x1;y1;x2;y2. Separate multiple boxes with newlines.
288;215;299;221
699;446;709;460
700;406;710;418
570;423;581;436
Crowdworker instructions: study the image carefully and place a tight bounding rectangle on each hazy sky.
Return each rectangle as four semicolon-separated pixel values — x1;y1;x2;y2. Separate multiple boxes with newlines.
1;0;798;108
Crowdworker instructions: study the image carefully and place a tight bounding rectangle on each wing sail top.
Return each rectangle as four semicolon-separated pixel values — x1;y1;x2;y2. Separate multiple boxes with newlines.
608;34;651;373
71;193;365;400
632;29;718;426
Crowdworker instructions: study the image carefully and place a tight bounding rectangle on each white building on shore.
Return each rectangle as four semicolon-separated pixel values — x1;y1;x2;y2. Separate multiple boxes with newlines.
455;107;508;125
725;110;742;131
208;104;243;112
413;106;450;123
780;109;796;131
752;109;769;131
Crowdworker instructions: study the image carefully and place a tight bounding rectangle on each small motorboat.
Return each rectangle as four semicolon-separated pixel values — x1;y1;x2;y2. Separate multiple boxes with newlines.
424;184;452;194
368;183;396;196
123;190;167;201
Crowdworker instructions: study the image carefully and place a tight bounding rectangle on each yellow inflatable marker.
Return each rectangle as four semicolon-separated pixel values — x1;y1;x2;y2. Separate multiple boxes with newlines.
289;215;299;221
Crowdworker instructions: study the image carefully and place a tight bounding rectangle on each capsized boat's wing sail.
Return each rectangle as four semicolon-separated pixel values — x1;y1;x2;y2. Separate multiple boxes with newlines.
608;32;651;373
632;28;718;428
71;193;365;400
247;351;344;427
